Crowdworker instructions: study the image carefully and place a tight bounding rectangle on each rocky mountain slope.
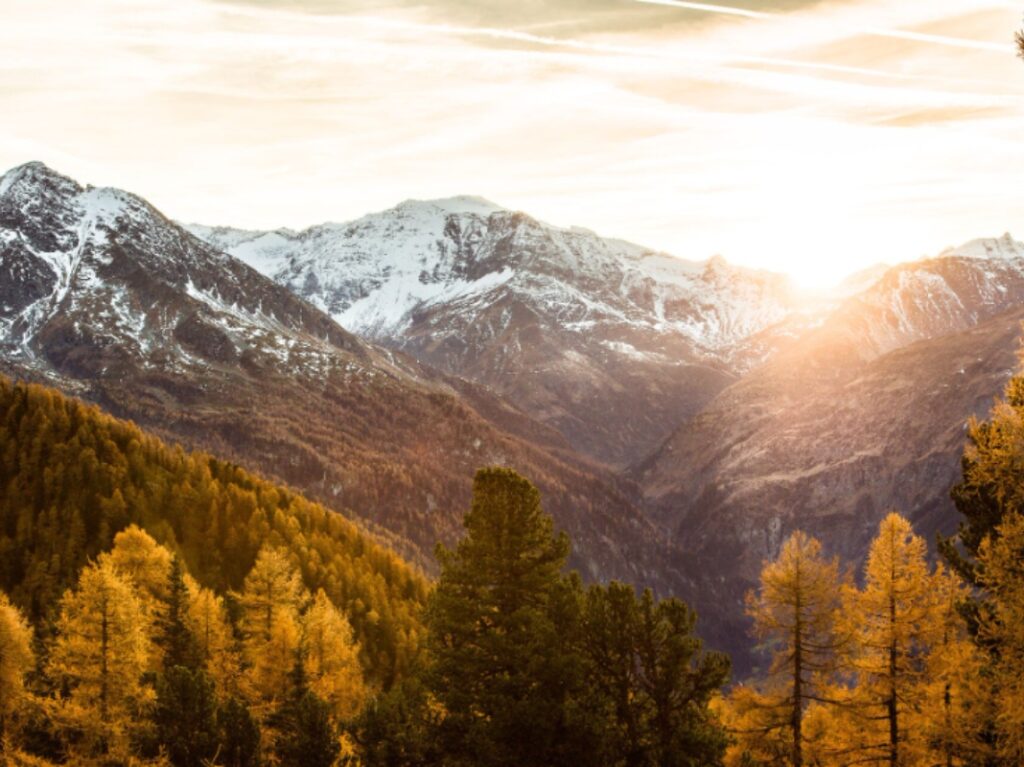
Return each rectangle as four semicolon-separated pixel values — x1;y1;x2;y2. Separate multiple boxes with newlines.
191;203;801;466
0;161;685;600
191;194;1024;665
635;241;1024;628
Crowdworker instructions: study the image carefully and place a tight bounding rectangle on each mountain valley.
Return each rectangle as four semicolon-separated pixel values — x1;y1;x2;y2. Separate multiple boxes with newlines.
4;160;1024;665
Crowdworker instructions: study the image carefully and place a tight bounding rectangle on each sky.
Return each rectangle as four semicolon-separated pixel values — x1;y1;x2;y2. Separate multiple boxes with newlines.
0;0;1021;286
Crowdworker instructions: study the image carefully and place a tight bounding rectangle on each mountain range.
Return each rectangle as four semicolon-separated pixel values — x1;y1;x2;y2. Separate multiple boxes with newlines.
190;202;800;467
0;161;681;600
3;160;1022;667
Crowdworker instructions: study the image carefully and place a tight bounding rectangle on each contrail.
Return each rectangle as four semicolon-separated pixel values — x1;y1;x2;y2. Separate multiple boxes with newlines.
205;2;1014;93
637;0;772;20
635;0;1014;53
353;15;976;83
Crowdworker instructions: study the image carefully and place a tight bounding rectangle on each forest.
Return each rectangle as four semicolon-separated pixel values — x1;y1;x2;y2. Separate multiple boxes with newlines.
1;368;1024;766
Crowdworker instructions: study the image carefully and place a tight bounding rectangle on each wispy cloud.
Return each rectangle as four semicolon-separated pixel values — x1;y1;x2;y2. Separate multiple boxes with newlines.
636;0;772;21
0;0;1020;286
637;0;1013;52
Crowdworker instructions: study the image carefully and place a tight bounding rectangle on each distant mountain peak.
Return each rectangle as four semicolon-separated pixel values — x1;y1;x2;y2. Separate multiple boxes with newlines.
943;232;1024;261
391;195;504;217
191;197;800;465
0;160;83;200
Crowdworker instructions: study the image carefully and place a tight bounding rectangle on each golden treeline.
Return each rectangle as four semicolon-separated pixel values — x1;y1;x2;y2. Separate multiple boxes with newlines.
721;510;1021;766
0;525;366;763
0;375;429;689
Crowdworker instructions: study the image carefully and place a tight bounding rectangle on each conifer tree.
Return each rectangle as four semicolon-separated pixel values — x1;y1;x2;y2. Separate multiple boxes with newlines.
581;581;644;763
920;565;987;766
302;588;367;721
354;674;442;767
634;589;730;766
736;531;846;767
272;660;340;767
100;524;174;674
977;511;1024;763
940;372;1024;764
842;513;937;767
218;697;262;767
0;592;33;752
100;524;173;606
186;580;244;699
160;556;200;671
152;665;219;767
426;466;577;767
940;377;1024;599
48;559;152;757
236;548;306;713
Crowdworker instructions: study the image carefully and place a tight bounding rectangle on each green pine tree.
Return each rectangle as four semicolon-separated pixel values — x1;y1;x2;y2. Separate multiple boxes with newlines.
273;659;340;767
159;557;200;671
582;582;730;767
217;697;262;767
425;466;584;767
152;666;219;767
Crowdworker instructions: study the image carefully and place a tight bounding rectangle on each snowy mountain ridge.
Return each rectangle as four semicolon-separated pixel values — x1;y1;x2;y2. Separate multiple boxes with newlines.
189;197;808;464
188;192;1024;466
188;198;797;357
0;161;370;384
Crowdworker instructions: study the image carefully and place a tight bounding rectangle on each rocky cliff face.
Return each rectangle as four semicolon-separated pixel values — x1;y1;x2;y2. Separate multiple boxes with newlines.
634;246;1024;634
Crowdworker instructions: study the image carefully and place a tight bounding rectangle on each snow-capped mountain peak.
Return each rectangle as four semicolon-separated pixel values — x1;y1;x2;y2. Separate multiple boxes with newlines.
944;232;1024;261
392;194;503;217
190;197;800;464
189;199;796;353
0;161;364;380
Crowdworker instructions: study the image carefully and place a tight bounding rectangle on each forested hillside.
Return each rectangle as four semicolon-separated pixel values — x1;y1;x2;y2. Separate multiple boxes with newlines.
5;369;1024;765
0;375;428;686
0;382;731;767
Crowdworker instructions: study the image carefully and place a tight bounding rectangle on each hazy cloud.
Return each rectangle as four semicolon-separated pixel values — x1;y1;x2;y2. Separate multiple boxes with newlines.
0;0;1020;286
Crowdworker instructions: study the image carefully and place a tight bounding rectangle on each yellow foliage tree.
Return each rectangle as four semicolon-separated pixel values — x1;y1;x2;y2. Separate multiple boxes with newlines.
841;512;937;767
99;524;173;672
978;511;1024;763
185;577;244;700
99;524;173;604
729;531;846;767
0;592;34;751
48;559;152;758
918;565;987;766
235;548;306;710
302;589;367;721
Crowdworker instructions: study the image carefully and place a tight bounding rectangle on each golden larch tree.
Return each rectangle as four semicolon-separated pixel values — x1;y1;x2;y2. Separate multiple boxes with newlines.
235;547;306;710
48;559;152;758
730;531;846;767
99;524;174;671
0;591;34;751
841;512;937;767
302;588;367;721
185;577;245;700
978;511;1024;763
100;524;173;604
919;564;986;767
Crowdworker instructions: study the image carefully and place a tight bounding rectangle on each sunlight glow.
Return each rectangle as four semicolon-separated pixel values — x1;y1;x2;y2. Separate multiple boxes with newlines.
0;0;1019;284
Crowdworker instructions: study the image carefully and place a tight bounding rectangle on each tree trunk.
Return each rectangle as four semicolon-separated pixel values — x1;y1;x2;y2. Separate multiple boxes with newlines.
888;592;898;767
793;585;803;767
